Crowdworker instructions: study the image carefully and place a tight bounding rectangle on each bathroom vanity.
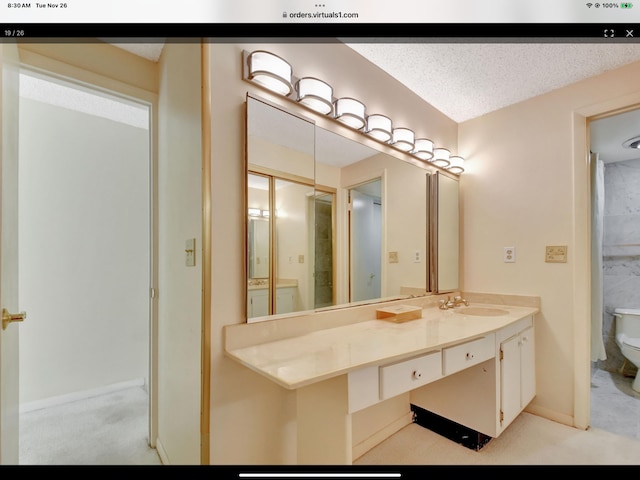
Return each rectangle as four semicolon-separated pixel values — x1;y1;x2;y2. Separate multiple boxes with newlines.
225;298;538;464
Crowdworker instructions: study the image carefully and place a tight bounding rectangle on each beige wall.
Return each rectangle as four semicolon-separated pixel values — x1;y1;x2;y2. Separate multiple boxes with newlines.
341;152;429;295
458;60;640;427
18;95;149;405
17;42;204;466
156;43;202;464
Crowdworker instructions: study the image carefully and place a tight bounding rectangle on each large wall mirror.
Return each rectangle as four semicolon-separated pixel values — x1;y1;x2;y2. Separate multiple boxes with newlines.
246;94;458;322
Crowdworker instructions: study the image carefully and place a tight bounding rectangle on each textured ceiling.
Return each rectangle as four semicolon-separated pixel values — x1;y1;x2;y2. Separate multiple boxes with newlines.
345;42;640;123
111;42;165;62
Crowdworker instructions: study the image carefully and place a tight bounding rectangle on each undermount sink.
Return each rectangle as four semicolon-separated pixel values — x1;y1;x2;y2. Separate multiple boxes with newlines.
454;306;510;317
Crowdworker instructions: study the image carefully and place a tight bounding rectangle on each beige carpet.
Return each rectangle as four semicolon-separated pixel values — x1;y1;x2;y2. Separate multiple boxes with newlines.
354;412;640;465
19;386;162;466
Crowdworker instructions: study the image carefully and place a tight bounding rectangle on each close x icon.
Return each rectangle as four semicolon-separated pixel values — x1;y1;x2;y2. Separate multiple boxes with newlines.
603;28;635;37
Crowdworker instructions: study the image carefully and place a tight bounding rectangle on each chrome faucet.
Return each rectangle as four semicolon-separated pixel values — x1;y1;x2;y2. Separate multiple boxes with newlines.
439;295;469;310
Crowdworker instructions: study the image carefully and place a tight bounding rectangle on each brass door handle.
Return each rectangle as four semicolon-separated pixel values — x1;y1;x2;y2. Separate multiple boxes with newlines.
2;308;26;330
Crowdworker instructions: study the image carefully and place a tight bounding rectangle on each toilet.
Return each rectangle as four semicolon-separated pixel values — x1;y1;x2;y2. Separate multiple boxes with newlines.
614;308;640;392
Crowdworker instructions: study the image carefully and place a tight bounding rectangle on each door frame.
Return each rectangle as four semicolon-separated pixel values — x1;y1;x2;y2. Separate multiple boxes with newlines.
16;49;159;448
574;93;640;431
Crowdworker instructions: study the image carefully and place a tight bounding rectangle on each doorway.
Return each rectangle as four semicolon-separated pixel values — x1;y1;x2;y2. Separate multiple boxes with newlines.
349;178;382;302
589;106;640;441
16;69;154;463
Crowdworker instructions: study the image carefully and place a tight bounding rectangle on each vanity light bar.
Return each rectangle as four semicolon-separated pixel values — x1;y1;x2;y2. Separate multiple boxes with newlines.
412;138;434;161
334;97;366;130
432;148;451;168
248;208;271;218
296;77;334;115
246;50;294;97
447;156;465;174
391;127;415;152
365;114;393;142
244;49;465;174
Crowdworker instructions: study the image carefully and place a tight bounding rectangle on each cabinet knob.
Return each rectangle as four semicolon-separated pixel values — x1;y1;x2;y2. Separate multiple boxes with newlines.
466;352;474;360
413;370;422;379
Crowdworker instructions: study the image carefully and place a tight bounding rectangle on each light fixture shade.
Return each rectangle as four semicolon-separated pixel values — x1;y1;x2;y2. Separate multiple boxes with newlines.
432;148;451;167
447;156;465;174
247;50;293;96
391;127;415;152
365;114;392;142
412;138;434;160
334;97;366;129
296;77;334;115
248;208;261;217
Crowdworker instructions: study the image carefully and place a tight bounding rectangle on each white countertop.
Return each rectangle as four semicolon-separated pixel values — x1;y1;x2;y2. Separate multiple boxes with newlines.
225;303;538;390
247;280;299;291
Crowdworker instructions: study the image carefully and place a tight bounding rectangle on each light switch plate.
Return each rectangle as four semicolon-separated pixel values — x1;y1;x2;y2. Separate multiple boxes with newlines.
546;245;567;263
388;251;399;263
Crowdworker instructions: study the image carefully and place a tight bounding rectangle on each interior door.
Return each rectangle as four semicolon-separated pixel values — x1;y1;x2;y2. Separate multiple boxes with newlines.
0;42;22;465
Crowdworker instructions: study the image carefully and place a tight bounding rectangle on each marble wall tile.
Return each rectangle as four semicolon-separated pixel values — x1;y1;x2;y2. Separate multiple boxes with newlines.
604;159;640;188
604;214;640;247
602;158;640;372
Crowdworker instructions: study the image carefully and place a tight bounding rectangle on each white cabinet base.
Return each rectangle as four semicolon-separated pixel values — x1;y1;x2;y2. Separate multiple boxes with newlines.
410;358;499;438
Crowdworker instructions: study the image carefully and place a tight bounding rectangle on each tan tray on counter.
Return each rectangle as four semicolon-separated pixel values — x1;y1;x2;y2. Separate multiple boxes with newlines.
376;305;423;323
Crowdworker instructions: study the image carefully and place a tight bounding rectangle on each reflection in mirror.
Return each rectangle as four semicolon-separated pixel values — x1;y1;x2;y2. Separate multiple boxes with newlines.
430;172;460;293
246;96;316;321
314;191;335;309
349;179;382;302
248;216;269;279
246;94;444;322
317;126;430;305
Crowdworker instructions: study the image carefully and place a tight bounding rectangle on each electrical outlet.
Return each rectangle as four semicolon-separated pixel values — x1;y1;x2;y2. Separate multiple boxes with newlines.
414;250;422;263
504;246;515;263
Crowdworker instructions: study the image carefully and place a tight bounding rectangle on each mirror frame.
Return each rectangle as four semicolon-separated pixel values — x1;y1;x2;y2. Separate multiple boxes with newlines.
429;171;460;293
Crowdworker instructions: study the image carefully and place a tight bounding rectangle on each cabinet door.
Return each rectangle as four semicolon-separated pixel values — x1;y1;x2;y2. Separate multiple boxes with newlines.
500;333;521;429
248;290;269;317
276;287;295;314
520;326;536;407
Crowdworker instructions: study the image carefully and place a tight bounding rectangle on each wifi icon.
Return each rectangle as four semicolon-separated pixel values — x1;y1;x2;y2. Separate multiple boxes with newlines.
587;2;593;6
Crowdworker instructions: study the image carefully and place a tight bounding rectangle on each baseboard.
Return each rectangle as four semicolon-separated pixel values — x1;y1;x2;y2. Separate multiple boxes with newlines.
19;378;146;413
524;404;575;428
155;437;169;465
352;411;413;460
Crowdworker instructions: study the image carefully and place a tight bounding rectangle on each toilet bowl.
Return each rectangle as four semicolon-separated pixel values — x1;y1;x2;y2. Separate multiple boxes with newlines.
614;308;640;392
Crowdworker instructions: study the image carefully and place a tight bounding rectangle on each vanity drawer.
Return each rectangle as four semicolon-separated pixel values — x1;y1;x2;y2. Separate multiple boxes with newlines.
379;351;442;400
442;334;495;376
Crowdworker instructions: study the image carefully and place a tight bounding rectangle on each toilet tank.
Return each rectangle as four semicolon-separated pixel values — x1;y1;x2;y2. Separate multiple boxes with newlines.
614;308;640;338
